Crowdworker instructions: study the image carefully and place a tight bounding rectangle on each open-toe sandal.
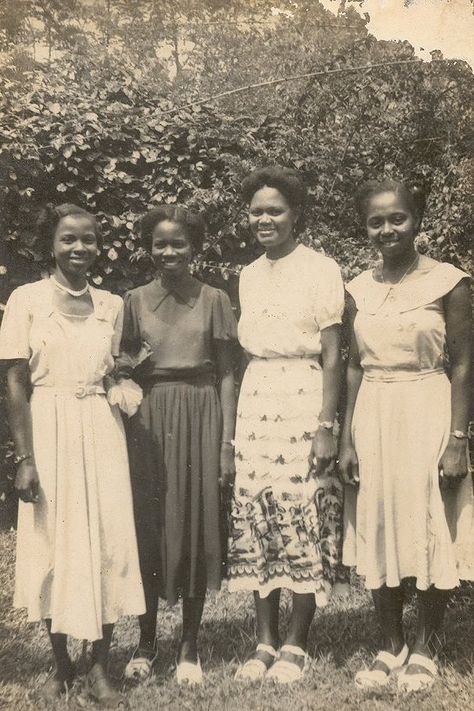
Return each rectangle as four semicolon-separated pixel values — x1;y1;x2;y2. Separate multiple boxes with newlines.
235;643;279;681
176;656;203;686
124;641;158;682
265;644;310;684
355;643;409;689
398;653;438;692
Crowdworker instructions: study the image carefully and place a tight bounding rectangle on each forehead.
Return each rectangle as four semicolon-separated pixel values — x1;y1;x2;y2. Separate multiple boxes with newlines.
56;214;97;233
152;219;191;241
366;190;410;215
249;185;290;209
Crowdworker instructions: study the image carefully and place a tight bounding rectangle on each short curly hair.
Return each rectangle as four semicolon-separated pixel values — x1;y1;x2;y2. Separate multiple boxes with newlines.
140;205;206;253
355;180;426;227
36;203;102;258
242;167;306;210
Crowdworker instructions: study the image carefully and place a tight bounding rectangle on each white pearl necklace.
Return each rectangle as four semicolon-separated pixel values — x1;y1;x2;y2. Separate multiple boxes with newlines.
51;275;90;297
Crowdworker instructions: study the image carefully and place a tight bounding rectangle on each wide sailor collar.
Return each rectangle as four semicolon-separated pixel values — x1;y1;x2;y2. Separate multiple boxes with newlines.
145;274;203;311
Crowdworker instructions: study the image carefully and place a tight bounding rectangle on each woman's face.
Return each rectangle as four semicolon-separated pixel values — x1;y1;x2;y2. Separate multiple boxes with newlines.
151;219;192;276
365;191;419;259
53;214;98;277
249;186;297;252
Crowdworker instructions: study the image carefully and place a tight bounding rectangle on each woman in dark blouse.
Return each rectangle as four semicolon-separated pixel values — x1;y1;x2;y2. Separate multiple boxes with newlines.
118;206;237;685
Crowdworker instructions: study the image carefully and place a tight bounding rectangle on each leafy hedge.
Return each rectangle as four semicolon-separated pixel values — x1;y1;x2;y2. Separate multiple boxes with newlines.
0;47;473;523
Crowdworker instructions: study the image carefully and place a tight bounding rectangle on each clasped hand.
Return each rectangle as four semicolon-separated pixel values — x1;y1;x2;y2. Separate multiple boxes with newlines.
438;439;468;490
308;428;337;477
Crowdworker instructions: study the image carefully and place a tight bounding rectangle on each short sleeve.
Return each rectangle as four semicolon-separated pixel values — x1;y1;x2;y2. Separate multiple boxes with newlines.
0;287;32;360
111;296;124;357
314;258;345;329
211;288;238;341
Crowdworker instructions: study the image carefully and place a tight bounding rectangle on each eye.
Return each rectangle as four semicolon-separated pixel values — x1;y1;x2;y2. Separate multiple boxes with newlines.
392;214;407;224
249;208;263;217
367;218;383;228
267;207;284;216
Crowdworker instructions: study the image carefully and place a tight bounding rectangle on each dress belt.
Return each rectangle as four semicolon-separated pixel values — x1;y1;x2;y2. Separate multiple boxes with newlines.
33;383;106;398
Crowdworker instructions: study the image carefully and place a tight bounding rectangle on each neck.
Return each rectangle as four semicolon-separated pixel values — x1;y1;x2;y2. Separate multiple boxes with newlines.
53;267;88;291
265;238;297;260
159;269;190;288
382;248;417;272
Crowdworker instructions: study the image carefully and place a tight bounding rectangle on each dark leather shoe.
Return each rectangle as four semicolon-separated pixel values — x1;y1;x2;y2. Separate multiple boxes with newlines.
87;664;125;708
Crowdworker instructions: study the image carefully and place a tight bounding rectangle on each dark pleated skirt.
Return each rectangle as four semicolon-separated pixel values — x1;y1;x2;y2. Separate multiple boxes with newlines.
126;375;223;604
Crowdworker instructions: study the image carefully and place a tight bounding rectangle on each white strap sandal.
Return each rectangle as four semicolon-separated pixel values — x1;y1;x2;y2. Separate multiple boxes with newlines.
265;644;310;684
397;653;438;692
235;643;279;681
355;643;409;689
176;656;203;686
124;643;158;682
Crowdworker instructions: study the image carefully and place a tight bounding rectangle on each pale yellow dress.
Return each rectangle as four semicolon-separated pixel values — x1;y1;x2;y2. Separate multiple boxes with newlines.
0;278;145;640
343;262;474;590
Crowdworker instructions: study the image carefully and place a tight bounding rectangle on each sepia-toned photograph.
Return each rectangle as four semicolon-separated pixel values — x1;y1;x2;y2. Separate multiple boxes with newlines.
0;1;473;709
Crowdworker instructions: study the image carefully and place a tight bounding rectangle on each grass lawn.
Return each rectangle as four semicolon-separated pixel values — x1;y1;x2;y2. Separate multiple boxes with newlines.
1;528;474;711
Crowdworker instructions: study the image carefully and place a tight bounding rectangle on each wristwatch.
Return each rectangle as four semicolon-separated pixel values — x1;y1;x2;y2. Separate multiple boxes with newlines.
450;430;469;440
318;420;334;431
13;452;33;465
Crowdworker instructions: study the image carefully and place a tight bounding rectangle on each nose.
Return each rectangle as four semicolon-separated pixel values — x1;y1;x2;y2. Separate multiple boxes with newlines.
71;239;87;253
163;245;176;256
380;220;393;235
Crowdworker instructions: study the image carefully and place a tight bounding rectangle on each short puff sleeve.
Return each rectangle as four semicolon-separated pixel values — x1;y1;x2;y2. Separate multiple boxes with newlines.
211;288;238;341
0;286;32;360
313;258;344;330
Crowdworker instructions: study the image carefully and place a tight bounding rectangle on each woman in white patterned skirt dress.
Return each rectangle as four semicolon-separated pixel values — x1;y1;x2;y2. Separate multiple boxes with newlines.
0;204;144;706
228;167;347;684
340;180;473;692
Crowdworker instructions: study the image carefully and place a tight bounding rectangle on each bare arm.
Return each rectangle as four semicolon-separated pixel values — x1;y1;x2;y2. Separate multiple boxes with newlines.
339;295;363;485
215;340;237;487
309;324;342;472
6;360;39;503
439;279;472;489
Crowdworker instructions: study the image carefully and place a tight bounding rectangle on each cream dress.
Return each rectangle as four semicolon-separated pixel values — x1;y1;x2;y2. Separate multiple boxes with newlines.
343;262;474;590
0;279;145;640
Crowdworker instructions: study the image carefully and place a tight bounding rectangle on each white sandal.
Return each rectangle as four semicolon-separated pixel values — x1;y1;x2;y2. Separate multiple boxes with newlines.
176;656;203;686
235;643;279;681
355;644;409;689
265;644;310;684
397;653;438;692
124;642;158;682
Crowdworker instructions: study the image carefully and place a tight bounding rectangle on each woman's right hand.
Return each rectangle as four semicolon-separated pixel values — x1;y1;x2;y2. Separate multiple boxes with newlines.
15;459;40;503
338;441;359;486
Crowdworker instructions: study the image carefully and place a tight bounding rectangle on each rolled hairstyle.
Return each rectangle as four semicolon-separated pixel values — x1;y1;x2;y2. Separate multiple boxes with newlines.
36;203;102;259
242;166;307;231
355;180;426;230
140;205;206;253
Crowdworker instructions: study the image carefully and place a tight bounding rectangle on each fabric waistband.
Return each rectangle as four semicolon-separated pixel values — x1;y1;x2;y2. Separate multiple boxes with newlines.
144;372;216;388
362;368;446;383
250;355;321;367
33;383;106;398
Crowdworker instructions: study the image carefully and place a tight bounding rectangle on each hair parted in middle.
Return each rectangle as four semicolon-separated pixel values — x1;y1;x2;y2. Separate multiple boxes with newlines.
140;205;206;253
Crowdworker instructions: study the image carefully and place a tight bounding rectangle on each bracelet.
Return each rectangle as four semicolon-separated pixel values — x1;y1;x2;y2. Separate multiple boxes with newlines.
450;430;469;440
221;439;235;447
13;452;33;465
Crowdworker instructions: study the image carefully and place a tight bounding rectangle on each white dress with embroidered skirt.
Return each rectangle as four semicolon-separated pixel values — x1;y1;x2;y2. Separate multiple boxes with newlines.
0;279;145;641
343;262;474;591
227;244;348;605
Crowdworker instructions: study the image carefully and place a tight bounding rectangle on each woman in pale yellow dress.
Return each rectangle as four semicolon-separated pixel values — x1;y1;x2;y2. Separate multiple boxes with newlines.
0;204;144;705
340;181;473;692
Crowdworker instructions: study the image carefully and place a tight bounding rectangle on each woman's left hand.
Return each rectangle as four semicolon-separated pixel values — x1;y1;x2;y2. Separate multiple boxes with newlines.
438;438;468;490
219;442;236;488
308;428;337;475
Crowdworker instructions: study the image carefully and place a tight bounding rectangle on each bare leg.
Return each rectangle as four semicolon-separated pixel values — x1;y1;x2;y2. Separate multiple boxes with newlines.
255;588;280;648
372;585;405;656
404;586;450;675
45;619;74;682
136;570;159;655
178;597;205;664
279;592;316;668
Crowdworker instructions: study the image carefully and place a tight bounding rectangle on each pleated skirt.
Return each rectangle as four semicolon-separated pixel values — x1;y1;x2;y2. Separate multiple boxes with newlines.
228;357;346;606
343;371;474;590
126;375;224;605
